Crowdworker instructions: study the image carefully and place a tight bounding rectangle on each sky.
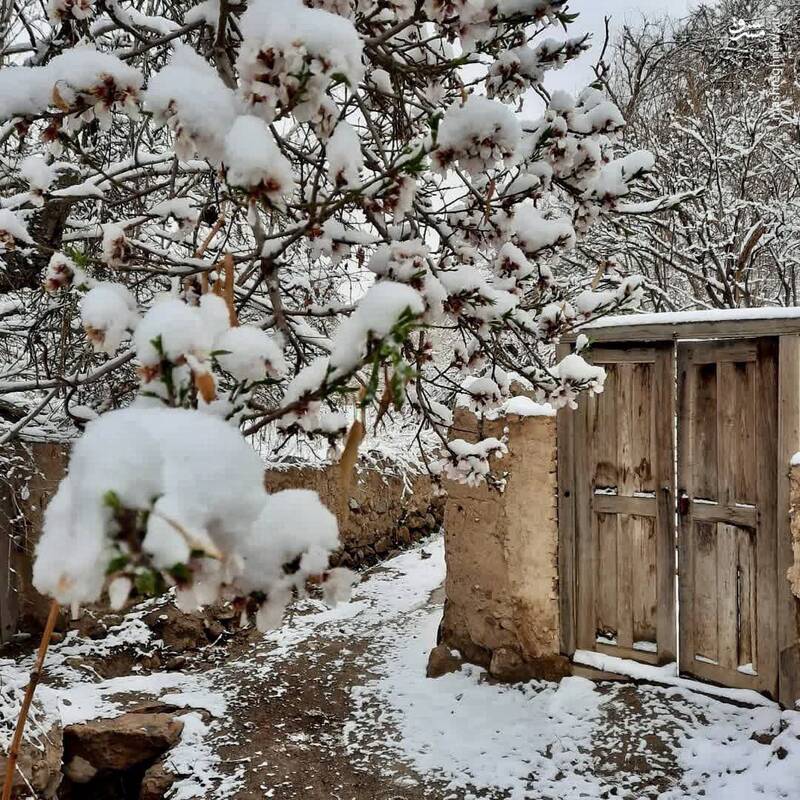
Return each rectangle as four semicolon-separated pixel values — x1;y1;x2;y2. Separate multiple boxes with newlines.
544;0;704;95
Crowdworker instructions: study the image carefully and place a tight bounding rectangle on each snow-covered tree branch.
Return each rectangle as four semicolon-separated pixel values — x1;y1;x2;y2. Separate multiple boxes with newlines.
0;0;661;616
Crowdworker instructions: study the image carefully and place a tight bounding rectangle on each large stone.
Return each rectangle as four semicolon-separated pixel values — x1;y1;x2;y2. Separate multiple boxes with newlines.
144;605;207;652
64;712;183;773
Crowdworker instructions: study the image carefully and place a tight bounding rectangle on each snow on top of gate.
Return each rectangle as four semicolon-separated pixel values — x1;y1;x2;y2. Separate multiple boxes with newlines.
584;306;800;330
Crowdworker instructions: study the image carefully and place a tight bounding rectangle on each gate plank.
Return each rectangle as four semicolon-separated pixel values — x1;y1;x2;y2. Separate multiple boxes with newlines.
596;512;618;640
693;363;718;502
717;523;739;670
616;514;634;648
632;515;658;644
556;342;577;656
733;362;757;505
593;367;618;490
717;361;737;508
677;351;696;673
655;346;677;663
755;339;779;696
693;521;719;664
574;387;595;652
736;527;756;671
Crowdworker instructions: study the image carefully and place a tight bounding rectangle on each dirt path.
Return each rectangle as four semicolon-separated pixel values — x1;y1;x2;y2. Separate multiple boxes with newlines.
196;541;796;800
5;538;797;800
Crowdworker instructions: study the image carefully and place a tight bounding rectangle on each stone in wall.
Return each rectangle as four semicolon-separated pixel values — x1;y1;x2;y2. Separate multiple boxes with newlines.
438;407;569;681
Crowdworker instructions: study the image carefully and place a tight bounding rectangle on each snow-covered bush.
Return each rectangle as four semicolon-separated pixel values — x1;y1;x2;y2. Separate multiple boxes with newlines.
0;0;660;615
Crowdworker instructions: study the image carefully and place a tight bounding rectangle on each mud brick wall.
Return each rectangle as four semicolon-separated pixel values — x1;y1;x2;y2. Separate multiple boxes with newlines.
439;408;567;681
1;440;442;636
265;466;444;568
0;441;70;639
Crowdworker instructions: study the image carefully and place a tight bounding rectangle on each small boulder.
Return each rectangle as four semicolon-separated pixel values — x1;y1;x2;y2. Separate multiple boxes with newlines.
144;605;206;652
374;536;391;555
139;758;178;800
489;646;527;682
64;712;183;773
426;645;462;678
396;525;412;545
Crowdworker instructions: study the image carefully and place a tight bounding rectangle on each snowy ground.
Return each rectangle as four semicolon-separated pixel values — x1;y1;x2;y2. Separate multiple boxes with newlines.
3;537;800;799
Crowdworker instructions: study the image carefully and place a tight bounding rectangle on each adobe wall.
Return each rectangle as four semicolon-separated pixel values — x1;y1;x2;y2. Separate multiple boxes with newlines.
438;408;568;681
0;440;442;635
0;441;69;638
264;466;443;568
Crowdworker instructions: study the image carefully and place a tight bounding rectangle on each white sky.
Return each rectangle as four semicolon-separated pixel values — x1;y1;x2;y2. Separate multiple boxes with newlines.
543;0;704;95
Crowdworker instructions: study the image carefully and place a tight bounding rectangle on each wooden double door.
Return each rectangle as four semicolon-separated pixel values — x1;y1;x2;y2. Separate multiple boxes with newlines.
567;338;779;696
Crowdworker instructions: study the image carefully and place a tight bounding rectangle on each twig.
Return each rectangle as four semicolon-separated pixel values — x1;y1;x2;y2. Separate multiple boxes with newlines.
2;600;60;800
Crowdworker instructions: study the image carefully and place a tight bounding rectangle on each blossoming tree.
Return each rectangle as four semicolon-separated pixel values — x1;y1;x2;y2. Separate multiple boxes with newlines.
0;0;662;619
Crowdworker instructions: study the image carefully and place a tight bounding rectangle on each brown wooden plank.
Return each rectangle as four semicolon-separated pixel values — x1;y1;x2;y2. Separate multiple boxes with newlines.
677;348;696;674
592;367;618;490
777;335;800;707
616;513;634;648
590;347;657;364
592;494;656;516
632;515;658;643
682;658;762;691
654;345;677;663
684;341;758;364
754;338;779;697
717;523;739;670
736;526;756;671
717;361;737;508
556;342;577;656
617;363;635;495
690;502;757;528
595;512;618;640
733;361;757;505
693;521;720;664
574;385;595;652
594;641;661;666
631;363;654;492
692;363;718;502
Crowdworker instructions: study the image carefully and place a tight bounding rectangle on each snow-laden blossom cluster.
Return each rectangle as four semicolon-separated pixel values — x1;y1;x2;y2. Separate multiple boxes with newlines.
2;0;664;607
33;407;356;628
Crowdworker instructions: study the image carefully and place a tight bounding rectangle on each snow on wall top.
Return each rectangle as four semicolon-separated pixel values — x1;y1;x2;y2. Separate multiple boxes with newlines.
584;306;800;329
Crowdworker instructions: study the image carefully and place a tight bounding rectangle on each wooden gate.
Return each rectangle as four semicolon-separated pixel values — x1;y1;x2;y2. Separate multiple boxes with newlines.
558;323;794;701
677;339;778;694
569;344;676;664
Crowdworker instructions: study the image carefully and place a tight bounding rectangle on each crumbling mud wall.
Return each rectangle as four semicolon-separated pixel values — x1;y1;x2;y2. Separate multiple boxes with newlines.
265;466;443;568
0;441;69;639
0;440;442;637
438;408;568;681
